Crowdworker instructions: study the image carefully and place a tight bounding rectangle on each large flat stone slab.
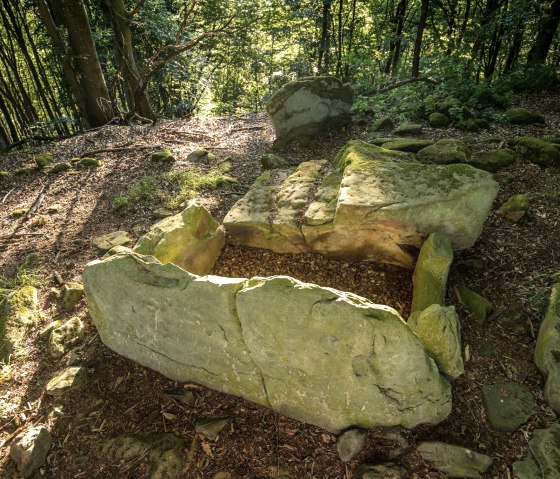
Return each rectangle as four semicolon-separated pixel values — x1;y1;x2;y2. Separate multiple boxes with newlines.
83;252;451;433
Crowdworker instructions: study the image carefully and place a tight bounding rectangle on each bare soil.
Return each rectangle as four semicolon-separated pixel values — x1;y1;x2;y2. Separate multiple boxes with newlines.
1;89;560;479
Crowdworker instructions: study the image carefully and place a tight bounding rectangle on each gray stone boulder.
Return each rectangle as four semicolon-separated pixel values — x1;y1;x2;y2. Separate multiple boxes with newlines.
534;283;560;414
416;441;492;478
266;76;353;148
408;305;464;379
46;366;88;396
134;201;225;276
481;382;537;432
10;426;52;478
513;424;560;479
83;252;451;433
353;463;406;479
337;428;367;462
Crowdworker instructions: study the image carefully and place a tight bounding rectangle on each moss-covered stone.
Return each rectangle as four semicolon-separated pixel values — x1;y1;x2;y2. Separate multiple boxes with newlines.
15;167;36;175
92;231;133;251
47;204;62;213
0;171;8;177
381;139;433;153
455;286;492;324
457;118;480;132
411;232;453;313
11;208;28;216
417;139;468;165
151;148;175;163
394;123;423;135
481;382;537;432
514;136;560;166
429;112;451;128
35;153;54;169
512;424;560;479
439;97;462;115
76;158;103;167
45;366;88;396
261;153;289;170
49;162;72;174
61;282;85;310
47;317;85;359
474;118;491;130
498;194;529;222
371;116;394;132
1;286;39;359
506;108;545;125
467;149;515;173
416;442;492;478
186;149;216;163
365;136;408;146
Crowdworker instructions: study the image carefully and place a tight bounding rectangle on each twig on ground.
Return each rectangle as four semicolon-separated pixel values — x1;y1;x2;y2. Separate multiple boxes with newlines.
1;188;14;204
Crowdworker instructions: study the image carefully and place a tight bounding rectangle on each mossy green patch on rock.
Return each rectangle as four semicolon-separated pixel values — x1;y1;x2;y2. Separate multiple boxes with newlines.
457;118;480;132
364;136;407;146
394;123;423;135
468;149;515;173
187;149;216;163
506;108;545;125
370;116;394;132
481;382;537;432
474;118;491;130
429;113;451;128
47;317;85;359
455;285;492;324
49;162;72;174
514;136;560;167
0;286;39;359
15;167;36;175
381;139;433;153
35;153;54;169
0;171;8;177
11;208;28;217
417;139;468;165
499;194;529;213
151;148;175;163
261;153;289;170
61;283;85;310
76;157;103;168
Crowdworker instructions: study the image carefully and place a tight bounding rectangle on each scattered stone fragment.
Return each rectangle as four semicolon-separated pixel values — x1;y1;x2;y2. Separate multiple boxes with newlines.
455;286;492;324
468;149;515;173
417;139;468;164
83;252;452;433
48;317;85;359
371;117;394;132
92;230;133;251
381;139;433;153
102;245;132;258
61;282;84;310
45;366;88;396
416;441;492;478
429;112;451;128
512;423;560;479
162;390;195;406
213;473;231;479
35;153;54;169
75;157;103;167
1;286;39;359
11;208;28;216
152;208;174;219
103;433;184;479
506;108;545;125
15;167;36;175
375;427;409;459
195;417;231;440
474;118;491;129
534;283;560;415
514;136;560;167
498;193;529;222
408;305;464;379
261;153;289;170
151;148;175;163
134;201;225;275
458;118;480;132
394;123;422;135
39;319;62;339
337;428;367;462
352;463;406;479
187;148;215;162
481;382;537;432
266;76;353;148
47;203;63;212
9;426;52;478
411;232;453;313
49;162;72;174
0;170;8;177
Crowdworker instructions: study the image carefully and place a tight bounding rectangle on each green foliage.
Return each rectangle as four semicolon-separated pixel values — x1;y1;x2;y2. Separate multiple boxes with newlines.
0;266;44;302
113;164;236;213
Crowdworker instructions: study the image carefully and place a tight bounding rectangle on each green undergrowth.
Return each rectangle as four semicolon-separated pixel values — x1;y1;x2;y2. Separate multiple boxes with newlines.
0;265;44;302
113;164;236;213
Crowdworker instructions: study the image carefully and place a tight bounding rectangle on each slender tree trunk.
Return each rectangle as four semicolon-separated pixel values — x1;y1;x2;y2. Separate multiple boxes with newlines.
390;0;408;76
335;0;343;77
343;0;356;80
412;0;430;77
318;0;332;74
504;18;525;72
0;88;19;142
528;0;560;64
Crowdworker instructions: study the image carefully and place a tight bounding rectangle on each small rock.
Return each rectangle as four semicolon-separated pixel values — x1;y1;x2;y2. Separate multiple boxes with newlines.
102;245;132;258
261;153;289;170
47;203;63;212
337;428;367;462
213;473;231;479
481;382;537;432
498;194;529;222
35;153;54;169
370;117;394;132
455;286;492;324
74;157;102;167
1;286;39;359
394;123;422;135
15;167;36;175
9;426;52;478
61;282;84;310
416;441;492;478
0;170;9;177
375;427;409;459
429;112;451;128
39;319;62;339
151;149;175;163
187;149;215;163
468;149;515;173
153;208;174;219
48;317;85;359
49;162;72;174
458;118;480;132
46;366;88;396
11;208;28;216
352;463;406;479
513;423;560;479
162;390;195;406
381;139;433;153
506;108;545;125
92;231;133;251
194;417;231;440
417;139;468;164
514;136;560;167
474;118;491;129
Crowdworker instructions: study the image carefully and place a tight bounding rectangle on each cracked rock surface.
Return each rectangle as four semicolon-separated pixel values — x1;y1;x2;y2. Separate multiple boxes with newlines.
83;251;451;433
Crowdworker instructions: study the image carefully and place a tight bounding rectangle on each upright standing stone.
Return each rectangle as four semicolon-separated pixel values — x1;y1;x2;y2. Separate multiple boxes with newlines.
534;283;560;414
266;76;353;148
9;426;52;478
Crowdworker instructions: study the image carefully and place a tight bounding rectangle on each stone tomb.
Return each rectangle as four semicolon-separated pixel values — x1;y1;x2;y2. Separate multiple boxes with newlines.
83;141;497;434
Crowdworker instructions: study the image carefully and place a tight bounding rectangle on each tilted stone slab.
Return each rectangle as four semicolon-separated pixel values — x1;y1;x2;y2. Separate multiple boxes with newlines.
266;76;352;147
534;283;560;414
83;252;451;433
513;423;560;479
224;161;325;253
305;141;497;268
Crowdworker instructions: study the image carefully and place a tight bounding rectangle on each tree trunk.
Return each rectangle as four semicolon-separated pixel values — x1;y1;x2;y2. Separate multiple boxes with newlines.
390;0;408;76
48;0;112;127
412;0;430;77
103;0;155;119
528;0;560;64
504;18;525;72
318;0;332;74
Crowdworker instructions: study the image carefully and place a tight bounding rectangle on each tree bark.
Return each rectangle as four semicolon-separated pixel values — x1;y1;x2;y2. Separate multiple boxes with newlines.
527;0;560;64
318;0;332;74
412;0;430;77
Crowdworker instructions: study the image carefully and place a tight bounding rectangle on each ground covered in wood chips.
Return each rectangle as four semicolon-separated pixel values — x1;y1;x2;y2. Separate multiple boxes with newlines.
1;89;560;479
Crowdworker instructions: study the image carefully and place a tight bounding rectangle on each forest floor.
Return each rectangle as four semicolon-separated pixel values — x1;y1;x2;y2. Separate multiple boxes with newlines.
1;88;560;479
